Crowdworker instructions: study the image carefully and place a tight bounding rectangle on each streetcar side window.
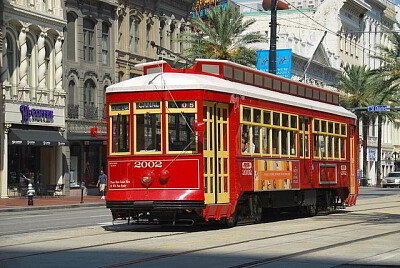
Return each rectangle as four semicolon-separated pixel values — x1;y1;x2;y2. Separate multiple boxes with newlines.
135;102;162;154
313;118;347;160
241;105;297;157
166;101;197;153
109;103;131;155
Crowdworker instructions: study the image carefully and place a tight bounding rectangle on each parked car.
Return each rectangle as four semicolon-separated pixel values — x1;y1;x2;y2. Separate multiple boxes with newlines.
382;172;400;188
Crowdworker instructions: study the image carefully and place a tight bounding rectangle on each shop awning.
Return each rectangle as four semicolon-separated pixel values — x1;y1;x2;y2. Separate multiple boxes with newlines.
9;128;69;146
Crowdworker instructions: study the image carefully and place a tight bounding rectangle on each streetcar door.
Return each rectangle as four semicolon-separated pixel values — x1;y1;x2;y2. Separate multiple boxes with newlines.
203;102;230;204
349;125;357;195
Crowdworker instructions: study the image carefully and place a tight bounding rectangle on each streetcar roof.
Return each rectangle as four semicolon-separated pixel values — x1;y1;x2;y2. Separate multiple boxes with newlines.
106;72;356;119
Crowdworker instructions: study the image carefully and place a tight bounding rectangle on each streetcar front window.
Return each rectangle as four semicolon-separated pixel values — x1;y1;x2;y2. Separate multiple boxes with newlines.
109;103;131;155
136;114;161;152
135;101;162;154
168;113;196;152
166;101;197;153
112;114;130;153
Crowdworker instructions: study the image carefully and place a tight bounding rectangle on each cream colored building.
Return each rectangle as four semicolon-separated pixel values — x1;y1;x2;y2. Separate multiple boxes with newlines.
243;0;397;185
0;0;68;198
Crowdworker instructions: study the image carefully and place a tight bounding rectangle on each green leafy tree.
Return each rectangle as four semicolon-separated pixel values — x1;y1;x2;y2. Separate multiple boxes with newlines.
370;27;400;185
180;6;265;66
337;64;378;183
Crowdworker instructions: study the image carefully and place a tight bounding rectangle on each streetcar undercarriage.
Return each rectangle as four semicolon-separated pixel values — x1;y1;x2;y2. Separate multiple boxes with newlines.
108;188;347;227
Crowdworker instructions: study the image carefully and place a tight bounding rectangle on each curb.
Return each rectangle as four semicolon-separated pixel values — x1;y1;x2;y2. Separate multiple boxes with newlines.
0;202;106;213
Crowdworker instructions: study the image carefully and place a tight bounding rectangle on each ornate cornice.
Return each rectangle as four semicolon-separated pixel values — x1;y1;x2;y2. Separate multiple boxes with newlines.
4;3;66;28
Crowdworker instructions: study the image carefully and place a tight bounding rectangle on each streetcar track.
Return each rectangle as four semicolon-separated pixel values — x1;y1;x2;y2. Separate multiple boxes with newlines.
0;230;189;262
0;218;377;263
1;200;399;264
101;228;400;268
228;230;400;268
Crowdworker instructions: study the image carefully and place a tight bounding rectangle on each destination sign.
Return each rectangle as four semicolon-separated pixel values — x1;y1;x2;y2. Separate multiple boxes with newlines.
136;102;160;110
168;101;195;109
111;103;129;111
367;105;390;112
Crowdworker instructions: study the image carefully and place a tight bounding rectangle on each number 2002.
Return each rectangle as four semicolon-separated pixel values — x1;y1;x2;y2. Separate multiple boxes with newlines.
134;161;162;168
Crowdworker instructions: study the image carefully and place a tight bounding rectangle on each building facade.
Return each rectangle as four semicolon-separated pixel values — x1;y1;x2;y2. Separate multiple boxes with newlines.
243;0;398;185
115;0;194;80
0;0;67;198
64;0;118;194
62;0;195;195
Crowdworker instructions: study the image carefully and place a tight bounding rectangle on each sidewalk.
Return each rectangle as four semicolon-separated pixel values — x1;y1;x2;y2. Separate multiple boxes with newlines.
0;195;106;213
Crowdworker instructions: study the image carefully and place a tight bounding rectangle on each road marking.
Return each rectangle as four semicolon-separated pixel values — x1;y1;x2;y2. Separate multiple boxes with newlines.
371;252;400;262
90;215;110;218
3;214;52;220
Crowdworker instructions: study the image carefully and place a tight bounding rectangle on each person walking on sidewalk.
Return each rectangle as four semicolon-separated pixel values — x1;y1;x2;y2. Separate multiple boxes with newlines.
97;170;107;199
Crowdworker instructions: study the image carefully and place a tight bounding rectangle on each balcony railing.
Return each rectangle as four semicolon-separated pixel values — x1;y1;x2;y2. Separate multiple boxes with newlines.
67;104;79;119
84;104;98;120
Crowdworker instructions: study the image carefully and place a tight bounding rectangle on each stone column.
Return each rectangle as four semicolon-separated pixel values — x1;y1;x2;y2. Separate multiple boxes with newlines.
19;27;28;88
1;36;8;84
55;36;63;90
37;32;46;91
1;125;10;198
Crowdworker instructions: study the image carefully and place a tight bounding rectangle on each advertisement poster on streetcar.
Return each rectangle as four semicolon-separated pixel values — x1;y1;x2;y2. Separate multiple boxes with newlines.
254;159;300;191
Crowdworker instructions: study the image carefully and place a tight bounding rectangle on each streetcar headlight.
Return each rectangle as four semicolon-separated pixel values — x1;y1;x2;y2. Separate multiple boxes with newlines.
140;170;155;187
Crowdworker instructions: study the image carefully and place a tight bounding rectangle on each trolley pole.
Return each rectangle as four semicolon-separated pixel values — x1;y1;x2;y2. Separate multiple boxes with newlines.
269;0;277;75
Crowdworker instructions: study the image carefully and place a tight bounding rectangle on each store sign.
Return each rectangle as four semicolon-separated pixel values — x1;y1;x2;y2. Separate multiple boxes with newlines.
20;105;54;123
367;148;377;161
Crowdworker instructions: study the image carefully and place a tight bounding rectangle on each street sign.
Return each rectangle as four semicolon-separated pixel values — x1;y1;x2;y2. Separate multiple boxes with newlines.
367;105;390;112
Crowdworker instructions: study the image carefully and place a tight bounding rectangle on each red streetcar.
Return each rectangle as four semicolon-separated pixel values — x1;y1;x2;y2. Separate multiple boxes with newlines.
105;59;359;227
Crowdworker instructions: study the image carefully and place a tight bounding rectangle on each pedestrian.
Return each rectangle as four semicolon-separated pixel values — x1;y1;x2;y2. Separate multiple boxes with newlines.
97;169;107;199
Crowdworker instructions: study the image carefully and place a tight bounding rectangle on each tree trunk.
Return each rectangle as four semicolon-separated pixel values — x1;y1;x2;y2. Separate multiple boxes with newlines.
362;115;369;184
376;115;382;186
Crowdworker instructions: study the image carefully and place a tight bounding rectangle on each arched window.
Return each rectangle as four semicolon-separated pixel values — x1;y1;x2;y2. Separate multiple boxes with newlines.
68;80;76;105
5;34;15;84
179;25;185;54
159;20;165;48
129;16;140;53
84;79;97;119
68;80;79;119
67;12;76;61
44;42;51;88
102;22;110;65
146;22;151;53
118;16;123;48
84;79;95;106
26;39;34;87
83;18;96;62
170;23;175;51
118;71;124;82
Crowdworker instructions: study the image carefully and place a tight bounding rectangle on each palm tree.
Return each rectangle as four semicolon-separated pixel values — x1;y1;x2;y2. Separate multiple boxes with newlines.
180;6;266;66
370;26;400;185
337;64;379;184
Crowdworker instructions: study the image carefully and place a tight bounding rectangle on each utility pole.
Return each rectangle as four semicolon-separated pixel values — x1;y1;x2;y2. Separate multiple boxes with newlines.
269;0;277;75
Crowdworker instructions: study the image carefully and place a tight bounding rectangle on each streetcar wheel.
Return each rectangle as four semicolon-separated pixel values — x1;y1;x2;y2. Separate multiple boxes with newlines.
307;204;317;216
224;212;238;228
253;197;262;224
